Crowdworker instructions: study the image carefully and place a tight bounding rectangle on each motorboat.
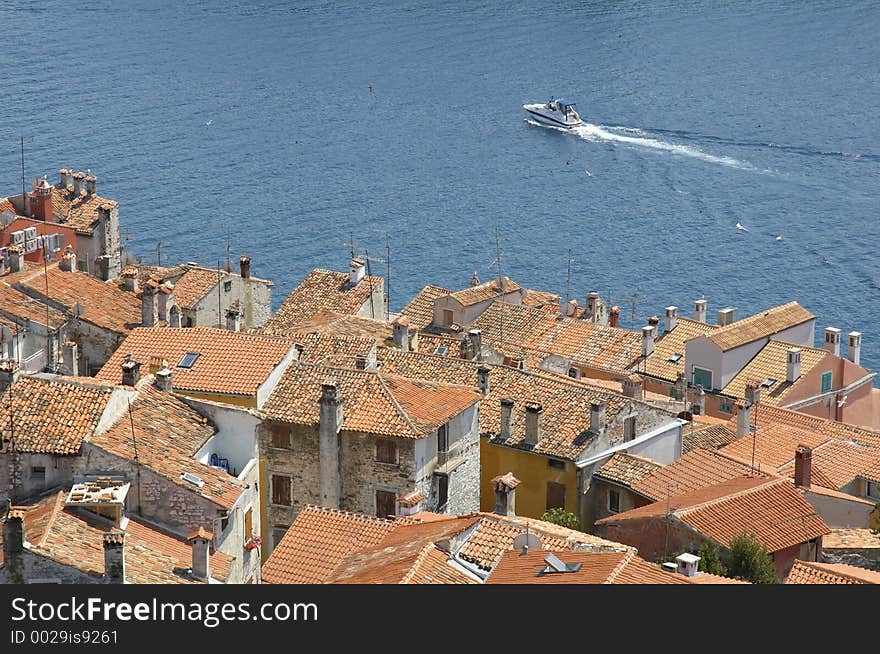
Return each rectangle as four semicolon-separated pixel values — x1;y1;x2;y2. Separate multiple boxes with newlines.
522;98;584;128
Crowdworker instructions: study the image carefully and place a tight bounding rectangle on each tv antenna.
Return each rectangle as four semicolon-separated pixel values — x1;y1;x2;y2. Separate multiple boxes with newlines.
620;288;645;325
563;249;574;305
385;233;391;319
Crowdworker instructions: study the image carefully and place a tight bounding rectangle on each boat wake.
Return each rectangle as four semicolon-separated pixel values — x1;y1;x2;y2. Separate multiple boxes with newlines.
526;119;756;171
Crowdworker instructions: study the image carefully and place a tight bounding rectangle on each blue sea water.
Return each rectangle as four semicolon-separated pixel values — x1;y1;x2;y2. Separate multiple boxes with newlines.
0;1;878;364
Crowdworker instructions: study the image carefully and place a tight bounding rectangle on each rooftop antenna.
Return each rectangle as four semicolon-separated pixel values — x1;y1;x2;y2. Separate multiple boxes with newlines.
361;249;387;321
385;233;391;320
156;241;161;267
664;482;678;561
126;395;142;513
563;249;573;305
217;259;223;329
620;288;645;326
224;238;233;273
494;226;505;343
19;136;32;209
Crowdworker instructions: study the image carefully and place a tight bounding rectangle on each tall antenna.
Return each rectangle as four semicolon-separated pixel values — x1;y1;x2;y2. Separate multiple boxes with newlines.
385;233;391;319
217;260;223;328
20;137;25;204
364;248;376;319
224;239;233;273
494;227;505;344
620;288;645;326
664;482;678;560
127;396;142;513
563;249;573;304
156;241;161;267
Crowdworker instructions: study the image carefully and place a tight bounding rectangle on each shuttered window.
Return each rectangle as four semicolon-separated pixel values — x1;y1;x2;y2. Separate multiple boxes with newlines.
546;482;565;510
376;490;397;518
271;474;292;506
376;439;397;463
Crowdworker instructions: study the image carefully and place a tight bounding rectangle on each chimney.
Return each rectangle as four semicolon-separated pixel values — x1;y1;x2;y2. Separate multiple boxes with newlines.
458;335;475;360
8;245;24;273
590;401;606;434
647;315;660;332
476;365;490;396
664;306;678;333
102;531;126;584
71;171;85;197
186;527;213;582
141;280;158;327
717;307;737;326
2;508;25;584
62;341;78;376
609;305;620;328
694;298;707;323
155;367;173;392
157;282;174;323
61;250;77;272
470;271;480;287
392;316;410;352
524;402;542;446
491;472;520;517
848;332;862;365
31;176;53;222
745;379;761;407
586;291;600;320
59;168;73;190
641;326;655;357
674;553;700;578
622;374;644;401
786;348;802;383
561;299;579;318
794;444;813;488
499;397;514;439
674;372;686;401
823;327;841;357
225;306;241;332
293;342;305;360
691;386;706;415
735;401;751;438
84;173;97;195
121;267;139;292
239;255;251;280
397;491;425;517
468;328;483;359
121;356;141;386
349;258;366;286
319;380;344;508
0;361;21;392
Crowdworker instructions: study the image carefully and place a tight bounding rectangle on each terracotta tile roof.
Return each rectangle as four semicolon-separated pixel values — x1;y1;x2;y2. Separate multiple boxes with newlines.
89;383;246;509
0;376;115;454
96;327;296;397
598;476;830;553
295;332;377;365
682;423;738;454
642;318;718;382
400;545;480;584
414;333;468;357
785;560;880;584
736;403;880;450
822;529;880;550
14;264;140;333
522;289;562;311
167;266;223;310
705;302;815;352
631;448;767;501
0;198;17;214
777;439;880;490
377;349;647;460
719;423;832;471
264;268;382;333
274;308;392;341
0;280;69;328
50;186;117;234
399;284;453;330
261;363;480;438
799;483;876;504
594;453;663;488
722;340;830;406
261;505;398;584
860;458;880;483
448;276;522;307
472;301;641;372
9;491;231;583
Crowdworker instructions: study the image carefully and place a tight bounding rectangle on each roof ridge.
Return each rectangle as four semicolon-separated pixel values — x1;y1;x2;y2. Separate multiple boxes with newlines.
804;560;878;584
603;550;636;584
35;491;66;549
302;503;397;526
400;544;445;584
375;375;422;437
674;476;783;518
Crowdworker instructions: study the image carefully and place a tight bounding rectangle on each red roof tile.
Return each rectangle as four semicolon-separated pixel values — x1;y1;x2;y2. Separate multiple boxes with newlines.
785;560;880;584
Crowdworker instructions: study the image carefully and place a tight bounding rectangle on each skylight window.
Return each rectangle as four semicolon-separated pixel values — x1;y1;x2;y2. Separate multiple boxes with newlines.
177;352;200;369
667;353;683;363
761;378;777;388
434;346;449;355
538;553;582;575
180;472;205;487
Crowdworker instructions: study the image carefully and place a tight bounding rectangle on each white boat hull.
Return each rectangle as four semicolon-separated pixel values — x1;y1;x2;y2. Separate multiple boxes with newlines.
523;103;583;128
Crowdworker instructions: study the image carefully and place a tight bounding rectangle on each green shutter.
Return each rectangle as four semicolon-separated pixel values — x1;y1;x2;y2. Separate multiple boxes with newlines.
821;371;832;394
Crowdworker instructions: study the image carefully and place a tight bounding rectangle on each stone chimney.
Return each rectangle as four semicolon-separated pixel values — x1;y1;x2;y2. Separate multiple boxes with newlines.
717;307;737;326
735;400;751;438
225;306;241;332
824;327;841;357
102;530;126;584
786;348;802;383
794;444;813;488
694;298;707;323
691;385;706;415
59;168;73;190
61;250;77;272
121;356;141;386
8;245;24;273
3;508;25;584
848;332;862;366
392;316;410;352
622;374;644;401
524;402;542;447
141;280;158;327
641;326;655;357
590;401;606;434
476;365;490;396
492;472;520;517
468;328;482;359
155;367;173;392
499;397;514;439
470;271;480;287
187;527;213;582
674;372;687;401
121;267;139;292
745;379;761;407
62;341;78;377
647;315;660;332
609;305;620;328
458;335;475;360
72;171;85;197
664;306;678;333
84;173;97;195
0;360;21;392
31;176;54;222
349;258;365;286
239;255;251;280
319;380;344;508
157;282;174;324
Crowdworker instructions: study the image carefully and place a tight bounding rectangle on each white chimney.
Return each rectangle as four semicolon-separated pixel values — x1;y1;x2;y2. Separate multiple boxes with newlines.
848;332;862;365
717;307;737;326
824;327;841;357
469;328;483;358
786;348;802;383
349;258;366;286
664;306;678;333
694;298;707;323
735;401;751;438
641;326;655;357
392;316;410;352
675;552;700;577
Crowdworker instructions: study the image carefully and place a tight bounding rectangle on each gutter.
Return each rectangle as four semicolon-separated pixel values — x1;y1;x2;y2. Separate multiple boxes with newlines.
574;418;687;469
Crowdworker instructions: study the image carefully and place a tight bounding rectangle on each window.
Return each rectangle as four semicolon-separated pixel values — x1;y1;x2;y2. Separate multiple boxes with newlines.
184;316;194;327
244;508;253;538
437;423;449;453
719;400;733;414
867;481;879;500
436;474;448;511
30;466;46;481
272;526;289;548
216;509;229;533
376;490;397;518
668;386;676;398
270;428;291;449
177;351;200;368
821;371;832;394
443;309;454;326
692;367;712;390
667;353;683;363
376;439;397;464
608;489;620;514
271;474;292;506
624;416;636;441
546;481;565;510
223;280;232;293
548;459;566;470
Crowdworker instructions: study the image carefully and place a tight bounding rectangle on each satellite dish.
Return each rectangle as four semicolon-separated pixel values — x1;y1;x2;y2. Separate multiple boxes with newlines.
513;533;542;551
